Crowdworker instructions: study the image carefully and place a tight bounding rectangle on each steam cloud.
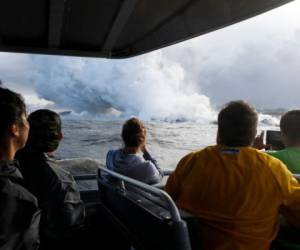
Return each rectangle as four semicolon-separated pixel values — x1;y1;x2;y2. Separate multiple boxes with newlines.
30;52;215;122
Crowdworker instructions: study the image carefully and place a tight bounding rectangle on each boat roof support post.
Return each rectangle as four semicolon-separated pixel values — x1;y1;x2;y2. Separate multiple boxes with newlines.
102;0;138;56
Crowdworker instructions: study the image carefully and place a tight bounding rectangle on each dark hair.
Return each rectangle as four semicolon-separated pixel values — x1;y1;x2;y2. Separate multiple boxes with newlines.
26;109;62;152
280;110;300;142
0;86;26;141
121;118;145;147
218;100;258;147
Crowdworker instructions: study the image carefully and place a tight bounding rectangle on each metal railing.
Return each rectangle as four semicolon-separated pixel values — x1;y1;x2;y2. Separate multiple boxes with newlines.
97;166;181;222
73;169;173;181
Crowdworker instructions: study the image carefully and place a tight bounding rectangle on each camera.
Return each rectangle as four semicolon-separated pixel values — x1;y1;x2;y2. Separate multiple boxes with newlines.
266;130;285;150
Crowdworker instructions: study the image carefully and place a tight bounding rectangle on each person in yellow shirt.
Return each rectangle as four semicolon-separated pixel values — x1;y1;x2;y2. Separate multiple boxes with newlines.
165;100;300;250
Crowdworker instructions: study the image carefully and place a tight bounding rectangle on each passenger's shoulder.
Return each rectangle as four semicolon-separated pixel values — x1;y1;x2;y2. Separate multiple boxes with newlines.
178;151;197;164
38;158;61;177
176;146;211;168
106;149;115;156
0;177;37;205
190;145;217;158
18;152;51;170
47;161;74;181
188;145;213;154
107;148;120;156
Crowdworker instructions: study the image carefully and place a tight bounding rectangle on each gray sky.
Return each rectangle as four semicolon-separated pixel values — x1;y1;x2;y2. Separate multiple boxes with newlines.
162;0;300;109
1;1;300;119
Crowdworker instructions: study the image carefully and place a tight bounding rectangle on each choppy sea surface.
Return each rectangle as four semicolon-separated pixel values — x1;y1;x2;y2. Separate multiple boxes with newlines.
56;117;279;175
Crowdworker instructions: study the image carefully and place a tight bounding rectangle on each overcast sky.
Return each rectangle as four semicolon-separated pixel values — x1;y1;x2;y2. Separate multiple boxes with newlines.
162;0;300;109
1;1;300;118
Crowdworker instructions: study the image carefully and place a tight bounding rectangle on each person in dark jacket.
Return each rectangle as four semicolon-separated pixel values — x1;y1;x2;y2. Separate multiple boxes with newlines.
106;117;163;184
0;86;40;250
16;109;85;248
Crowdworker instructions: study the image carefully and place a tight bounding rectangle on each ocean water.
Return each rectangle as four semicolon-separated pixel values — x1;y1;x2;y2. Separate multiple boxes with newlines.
56;118;279;174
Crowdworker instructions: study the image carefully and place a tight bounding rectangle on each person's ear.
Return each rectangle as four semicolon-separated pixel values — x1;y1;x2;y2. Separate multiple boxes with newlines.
9;123;19;137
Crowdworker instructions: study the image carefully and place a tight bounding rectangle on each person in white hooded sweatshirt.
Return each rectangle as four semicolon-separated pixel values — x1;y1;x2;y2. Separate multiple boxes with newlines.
106;118;163;185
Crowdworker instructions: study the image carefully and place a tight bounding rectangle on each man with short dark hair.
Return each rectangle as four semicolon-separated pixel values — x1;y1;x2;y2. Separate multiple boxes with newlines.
166;100;300;250
217;100;258;146
106;117;163;184
16;109;85;249
0;86;40;250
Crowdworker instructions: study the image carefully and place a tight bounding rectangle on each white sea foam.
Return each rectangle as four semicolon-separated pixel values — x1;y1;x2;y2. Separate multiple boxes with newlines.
258;113;280;127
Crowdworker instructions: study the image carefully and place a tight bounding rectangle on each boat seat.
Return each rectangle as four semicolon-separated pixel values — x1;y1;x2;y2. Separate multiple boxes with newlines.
97;167;191;250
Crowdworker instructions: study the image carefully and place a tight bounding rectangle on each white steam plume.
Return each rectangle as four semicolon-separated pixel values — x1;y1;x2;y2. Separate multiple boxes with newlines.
30;51;215;122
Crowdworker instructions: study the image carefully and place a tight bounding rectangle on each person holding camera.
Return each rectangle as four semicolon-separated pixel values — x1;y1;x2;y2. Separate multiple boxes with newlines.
106;117;163;184
254;110;300;174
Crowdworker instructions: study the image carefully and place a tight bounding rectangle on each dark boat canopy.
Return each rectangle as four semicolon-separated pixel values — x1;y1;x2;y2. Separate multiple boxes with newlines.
0;0;293;58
